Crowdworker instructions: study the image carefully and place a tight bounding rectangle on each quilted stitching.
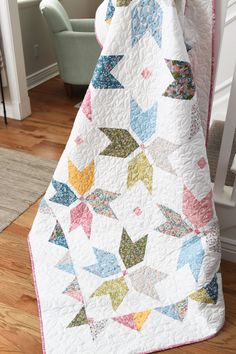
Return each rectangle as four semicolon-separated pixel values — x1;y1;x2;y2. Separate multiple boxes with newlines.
29;1;225;353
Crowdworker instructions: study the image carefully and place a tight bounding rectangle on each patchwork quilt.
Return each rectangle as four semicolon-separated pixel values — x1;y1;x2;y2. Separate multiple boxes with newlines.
29;1;225;353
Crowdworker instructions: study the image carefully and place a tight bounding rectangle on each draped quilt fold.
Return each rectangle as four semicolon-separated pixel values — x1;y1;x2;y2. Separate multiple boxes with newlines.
29;1;225;353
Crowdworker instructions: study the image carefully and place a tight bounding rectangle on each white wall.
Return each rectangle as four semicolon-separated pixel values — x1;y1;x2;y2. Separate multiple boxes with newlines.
212;0;236;121
18;1;56;78
18;0;102;85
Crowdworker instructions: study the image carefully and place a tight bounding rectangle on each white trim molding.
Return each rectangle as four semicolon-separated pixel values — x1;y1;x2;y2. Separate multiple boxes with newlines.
226;11;236;27
0;0;31;120
228;0;236;9
212;77;233;120
221;236;236;263
215;77;233;94
0;96;31;120
27;62;59;89
226;0;236;26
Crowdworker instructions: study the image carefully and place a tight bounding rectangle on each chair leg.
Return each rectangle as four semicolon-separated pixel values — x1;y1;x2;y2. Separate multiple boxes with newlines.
64;83;73;98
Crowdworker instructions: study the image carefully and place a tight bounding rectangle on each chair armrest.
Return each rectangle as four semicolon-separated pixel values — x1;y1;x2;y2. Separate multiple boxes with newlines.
53;31;101;84
70;19;95;33
55;31;98;45
54;32;99;56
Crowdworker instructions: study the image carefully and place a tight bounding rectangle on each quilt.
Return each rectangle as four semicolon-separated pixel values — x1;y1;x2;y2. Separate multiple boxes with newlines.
29;1;225;353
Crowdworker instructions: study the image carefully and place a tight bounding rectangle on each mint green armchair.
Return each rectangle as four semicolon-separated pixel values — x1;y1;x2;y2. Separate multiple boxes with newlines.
39;0;101;95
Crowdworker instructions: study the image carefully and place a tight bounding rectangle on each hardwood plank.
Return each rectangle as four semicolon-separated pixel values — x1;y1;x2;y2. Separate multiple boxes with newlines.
0;76;79;160
0;77;235;354
0;332;23;354
0;304;41;354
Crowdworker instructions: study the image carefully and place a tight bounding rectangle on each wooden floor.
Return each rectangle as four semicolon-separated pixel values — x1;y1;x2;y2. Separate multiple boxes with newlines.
0;77;235;354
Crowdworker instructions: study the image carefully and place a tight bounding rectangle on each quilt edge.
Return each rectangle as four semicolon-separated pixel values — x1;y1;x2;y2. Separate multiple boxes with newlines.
139;322;225;354
206;0;216;146
29;229;225;354
28;236;47;354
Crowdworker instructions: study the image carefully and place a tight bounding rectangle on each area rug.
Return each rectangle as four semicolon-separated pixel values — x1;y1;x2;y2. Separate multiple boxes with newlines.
29;1;225;353
0;148;57;232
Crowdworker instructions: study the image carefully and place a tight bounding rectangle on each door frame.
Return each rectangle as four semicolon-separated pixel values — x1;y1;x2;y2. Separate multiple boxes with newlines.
0;0;31;120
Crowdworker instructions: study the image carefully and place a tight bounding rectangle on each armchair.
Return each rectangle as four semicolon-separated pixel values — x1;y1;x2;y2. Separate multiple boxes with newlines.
39;0;101;95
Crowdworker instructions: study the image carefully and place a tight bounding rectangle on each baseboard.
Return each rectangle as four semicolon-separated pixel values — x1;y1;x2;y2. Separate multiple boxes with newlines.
221;236;236;263
27;63;59;90
0;102;14;121
0;95;31;120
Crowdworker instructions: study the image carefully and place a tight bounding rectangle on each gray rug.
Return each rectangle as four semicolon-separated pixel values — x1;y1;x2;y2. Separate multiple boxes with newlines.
0;148;57;232
207;120;236;187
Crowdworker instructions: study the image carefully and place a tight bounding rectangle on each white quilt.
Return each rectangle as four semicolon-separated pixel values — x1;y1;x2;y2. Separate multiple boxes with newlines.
29;1;225;353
